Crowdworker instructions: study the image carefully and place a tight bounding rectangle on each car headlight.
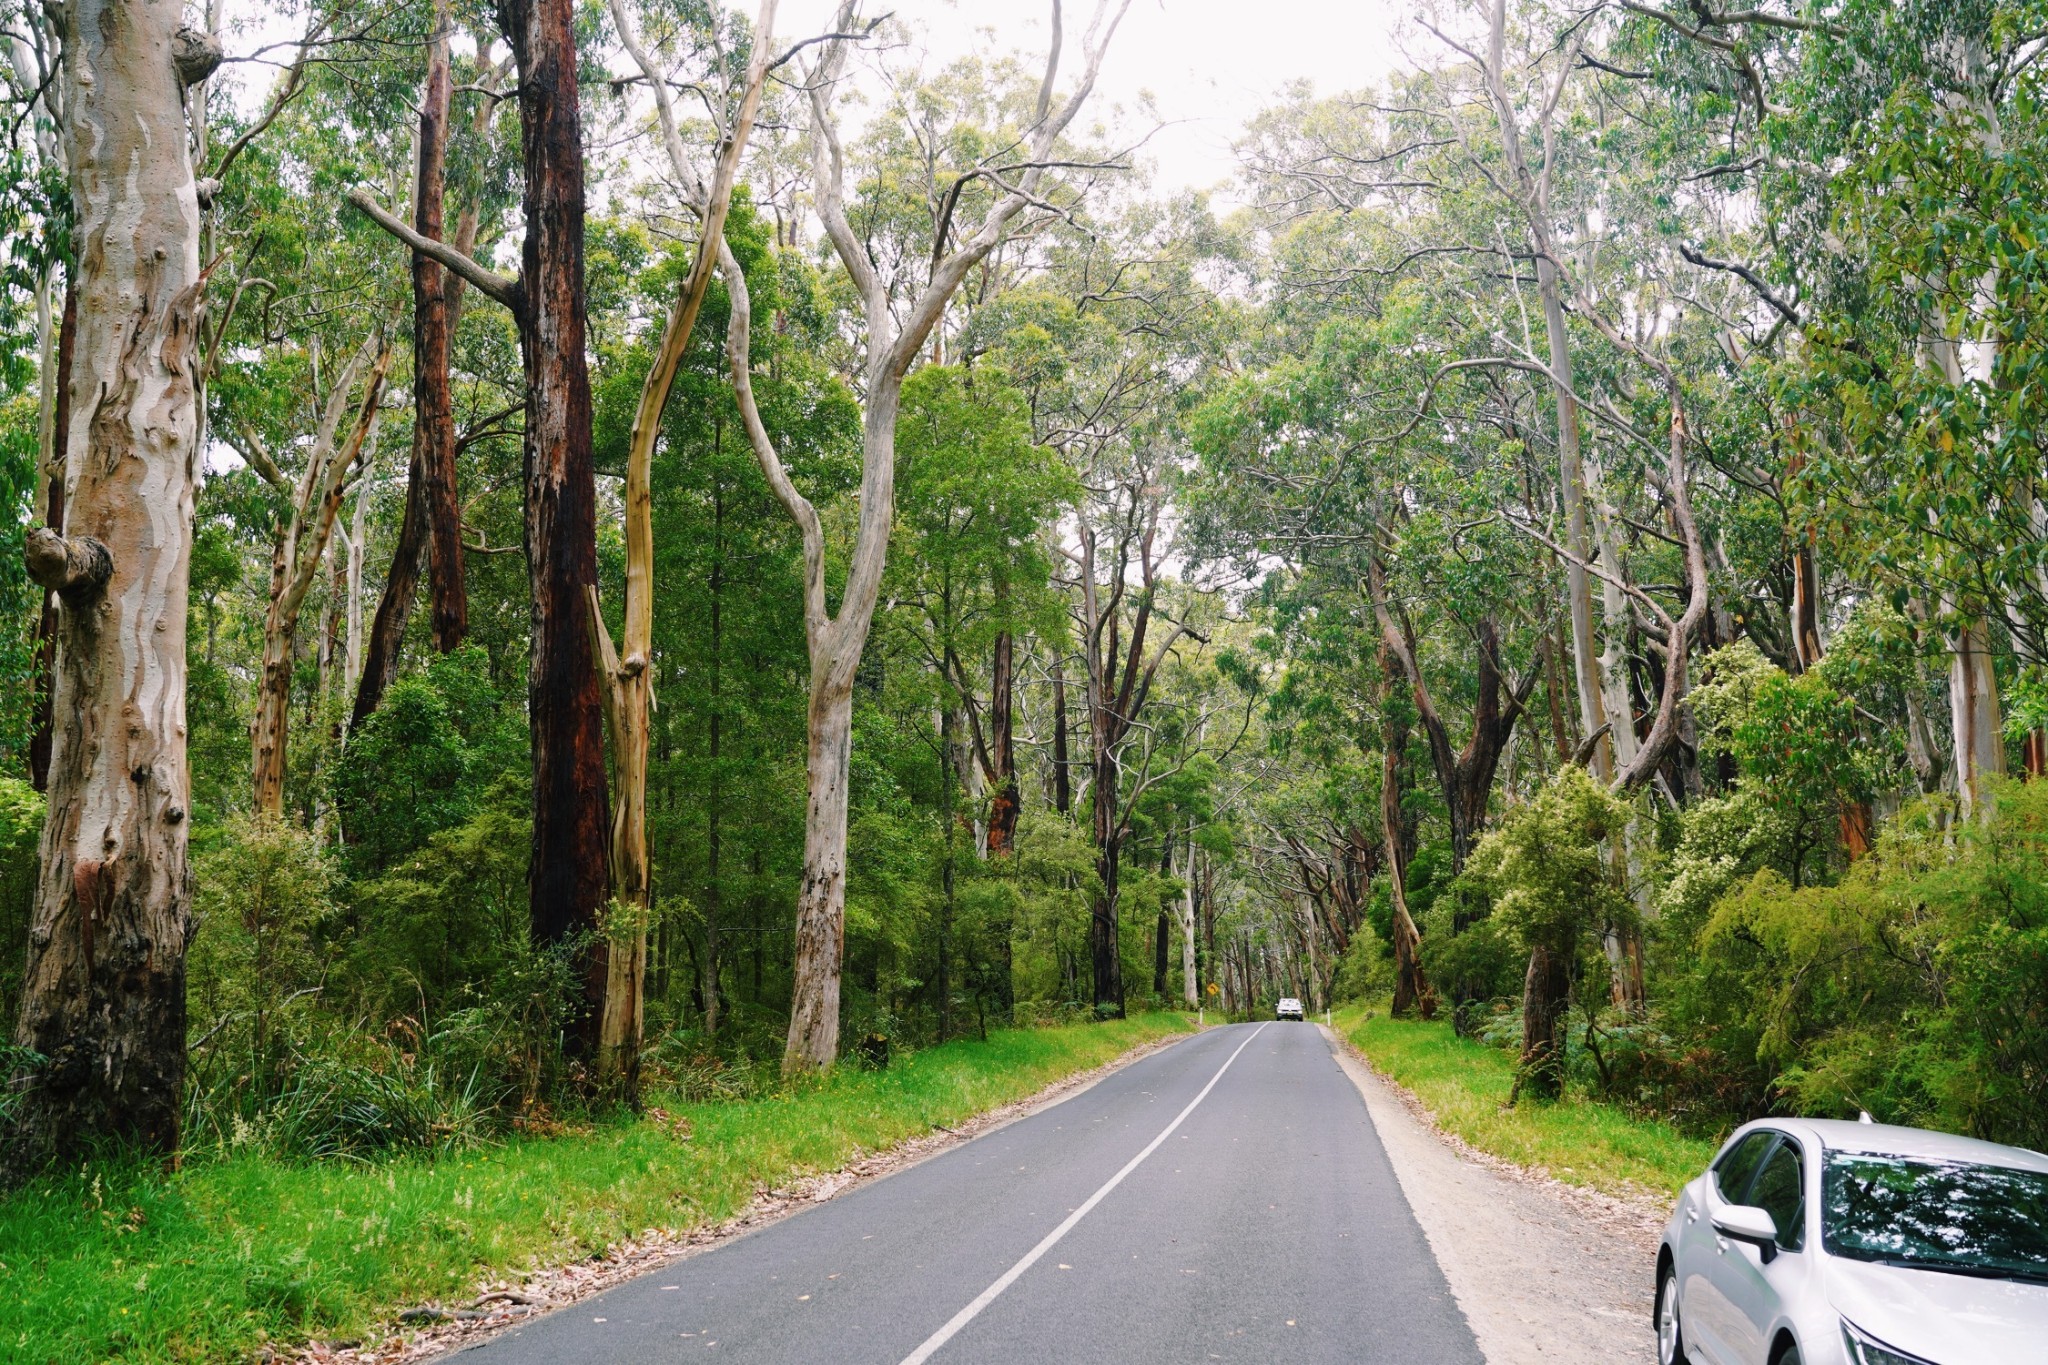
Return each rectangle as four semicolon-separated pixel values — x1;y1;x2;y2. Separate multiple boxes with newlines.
1841;1319;1937;1365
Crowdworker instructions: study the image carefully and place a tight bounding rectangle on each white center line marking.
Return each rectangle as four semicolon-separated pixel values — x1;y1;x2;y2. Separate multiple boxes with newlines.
896;1024;1269;1365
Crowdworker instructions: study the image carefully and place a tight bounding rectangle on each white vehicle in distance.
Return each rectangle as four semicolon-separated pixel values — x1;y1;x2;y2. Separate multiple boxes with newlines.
1274;997;1305;1021
1656;1117;2048;1365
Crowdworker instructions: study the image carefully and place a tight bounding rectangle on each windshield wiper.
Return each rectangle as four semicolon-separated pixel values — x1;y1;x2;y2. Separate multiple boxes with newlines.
1870;1256;2048;1286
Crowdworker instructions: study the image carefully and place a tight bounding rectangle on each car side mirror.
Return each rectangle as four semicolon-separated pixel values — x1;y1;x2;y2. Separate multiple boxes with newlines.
1713;1204;1780;1264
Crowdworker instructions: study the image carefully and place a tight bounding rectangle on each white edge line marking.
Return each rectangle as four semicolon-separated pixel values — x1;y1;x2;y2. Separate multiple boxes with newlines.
896;1023;1270;1365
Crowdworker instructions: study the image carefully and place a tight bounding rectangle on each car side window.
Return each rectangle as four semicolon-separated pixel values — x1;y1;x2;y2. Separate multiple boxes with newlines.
1747;1141;1806;1251
1714;1131;1775;1203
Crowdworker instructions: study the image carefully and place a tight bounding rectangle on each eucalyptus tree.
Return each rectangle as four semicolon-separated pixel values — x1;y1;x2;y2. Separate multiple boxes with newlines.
1628;0;2048;813
350;0;618;1062
9;0;218;1163
351;28;519;731
720;0;1131;1072
582;0;777;1093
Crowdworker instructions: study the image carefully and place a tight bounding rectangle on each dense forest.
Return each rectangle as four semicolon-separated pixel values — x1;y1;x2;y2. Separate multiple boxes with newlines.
2;0;2045;1176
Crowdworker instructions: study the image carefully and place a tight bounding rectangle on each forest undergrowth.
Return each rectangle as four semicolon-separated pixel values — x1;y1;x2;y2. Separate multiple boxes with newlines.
0;1014;1192;1365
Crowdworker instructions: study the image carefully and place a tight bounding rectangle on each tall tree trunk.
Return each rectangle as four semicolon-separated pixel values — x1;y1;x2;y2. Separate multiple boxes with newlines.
786;678;854;1069
1949;619;2005;817
1181;841;1199;1007
11;0;208;1164
501;0;612;1062
723;0;1121;1071
414;7;467;654
937;703;958;1041
986;622;1019;855
28;281;76;793
1379;642;1432;1019
704;474;725;1035
349;190;482;729
1152;833;1172;999
1089;729;1126;1018
343;452;373;702
1538;257;1609;776
589;0;771;1093
350;458;427;729
1049;648;1072;815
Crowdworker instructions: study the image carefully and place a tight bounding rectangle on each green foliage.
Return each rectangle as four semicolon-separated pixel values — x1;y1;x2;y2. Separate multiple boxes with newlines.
0;776;41;1026
1643;780;2048;1148
1467;768;1631;960
186;815;341;1100
330;647;524;876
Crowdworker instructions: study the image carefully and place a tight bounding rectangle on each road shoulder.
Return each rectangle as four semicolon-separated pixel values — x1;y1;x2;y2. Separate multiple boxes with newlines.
1319;1024;1662;1365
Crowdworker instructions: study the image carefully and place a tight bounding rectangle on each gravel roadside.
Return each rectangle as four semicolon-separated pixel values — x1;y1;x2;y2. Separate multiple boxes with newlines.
1319;1023;1666;1365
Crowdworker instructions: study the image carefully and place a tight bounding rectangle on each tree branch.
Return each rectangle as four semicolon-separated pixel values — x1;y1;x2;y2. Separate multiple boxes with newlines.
346;188;522;315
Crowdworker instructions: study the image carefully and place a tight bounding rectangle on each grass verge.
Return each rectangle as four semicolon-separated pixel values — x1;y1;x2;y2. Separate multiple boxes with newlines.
1335;1003;1717;1200
0;1014;1193;1364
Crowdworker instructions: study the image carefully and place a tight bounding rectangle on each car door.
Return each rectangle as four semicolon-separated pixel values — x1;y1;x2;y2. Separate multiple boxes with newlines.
1682;1129;1777;1365
1704;1134;1808;1364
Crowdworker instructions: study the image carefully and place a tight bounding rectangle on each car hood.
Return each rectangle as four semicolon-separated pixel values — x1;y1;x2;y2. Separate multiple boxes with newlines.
1826;1255;2048;1364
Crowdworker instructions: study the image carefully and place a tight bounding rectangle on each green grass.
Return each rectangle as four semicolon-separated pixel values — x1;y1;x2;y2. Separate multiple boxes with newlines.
1335;1004;1718;1199
0;1014;1193;1364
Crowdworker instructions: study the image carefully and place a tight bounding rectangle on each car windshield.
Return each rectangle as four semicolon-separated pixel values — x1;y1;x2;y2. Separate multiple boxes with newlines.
1823;1151;2048;1283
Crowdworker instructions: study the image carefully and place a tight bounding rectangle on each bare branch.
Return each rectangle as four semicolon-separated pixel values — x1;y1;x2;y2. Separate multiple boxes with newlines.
346;188;522;314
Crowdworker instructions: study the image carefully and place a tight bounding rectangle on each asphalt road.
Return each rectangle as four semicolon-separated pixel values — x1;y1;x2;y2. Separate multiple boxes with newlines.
455;1022;1484;1364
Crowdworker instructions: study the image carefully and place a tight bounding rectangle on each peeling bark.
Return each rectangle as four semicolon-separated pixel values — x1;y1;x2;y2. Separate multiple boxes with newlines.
10;0;207;1165
1949;618;2005;818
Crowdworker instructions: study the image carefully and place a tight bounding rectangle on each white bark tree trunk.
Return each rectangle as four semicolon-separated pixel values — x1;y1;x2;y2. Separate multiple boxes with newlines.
1181;841;1199;1007
724;0;1129;1073
1949;620;2005;817
11;0;208;1162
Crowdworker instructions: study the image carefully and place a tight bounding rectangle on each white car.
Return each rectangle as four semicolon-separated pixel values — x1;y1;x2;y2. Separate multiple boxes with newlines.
1275;997;1305;1021
1656;1117;2048;1365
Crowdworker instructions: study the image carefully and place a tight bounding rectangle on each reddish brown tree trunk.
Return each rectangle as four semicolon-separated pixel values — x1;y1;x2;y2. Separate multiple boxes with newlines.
502;0;611;1058
349;57;477;732
1090;737;1124;1018
414;13;467;653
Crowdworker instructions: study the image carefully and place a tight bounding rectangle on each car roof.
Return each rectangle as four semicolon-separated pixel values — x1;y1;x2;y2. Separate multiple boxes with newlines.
1742;1118;2048;1173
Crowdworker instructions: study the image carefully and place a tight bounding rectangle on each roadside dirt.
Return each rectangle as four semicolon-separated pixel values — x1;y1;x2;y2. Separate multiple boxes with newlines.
1320;1024;1667;1365
286;1027;1201;1365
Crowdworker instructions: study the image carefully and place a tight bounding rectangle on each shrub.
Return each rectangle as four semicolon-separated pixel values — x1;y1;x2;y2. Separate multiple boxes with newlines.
1657;782;2048;1148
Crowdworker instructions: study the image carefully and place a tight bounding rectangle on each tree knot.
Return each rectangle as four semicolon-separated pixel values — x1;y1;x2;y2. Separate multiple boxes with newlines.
25;528;113;603
173;27;224;87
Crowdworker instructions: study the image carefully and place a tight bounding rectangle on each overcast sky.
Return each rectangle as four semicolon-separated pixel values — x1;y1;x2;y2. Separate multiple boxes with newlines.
769;0;1409;201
